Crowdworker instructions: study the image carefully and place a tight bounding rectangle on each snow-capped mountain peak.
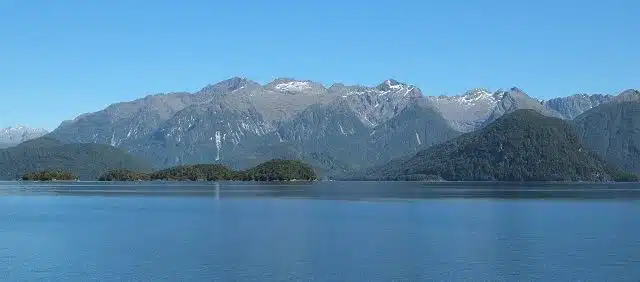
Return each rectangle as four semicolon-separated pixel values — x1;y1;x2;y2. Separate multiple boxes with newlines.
432;88;501;109
0;126;49;144
376;79;404;92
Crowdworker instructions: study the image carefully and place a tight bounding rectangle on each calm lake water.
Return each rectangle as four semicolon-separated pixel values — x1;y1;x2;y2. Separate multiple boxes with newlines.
0;181;639;281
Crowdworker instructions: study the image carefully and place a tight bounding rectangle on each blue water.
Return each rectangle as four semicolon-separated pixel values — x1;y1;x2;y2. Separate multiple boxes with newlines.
0;182;639;281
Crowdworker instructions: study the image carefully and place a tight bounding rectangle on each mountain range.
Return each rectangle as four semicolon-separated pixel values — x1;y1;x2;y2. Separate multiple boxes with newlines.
13;76;635;178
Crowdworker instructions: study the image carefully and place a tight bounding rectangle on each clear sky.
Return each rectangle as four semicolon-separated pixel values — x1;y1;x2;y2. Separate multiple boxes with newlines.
1;0;638;130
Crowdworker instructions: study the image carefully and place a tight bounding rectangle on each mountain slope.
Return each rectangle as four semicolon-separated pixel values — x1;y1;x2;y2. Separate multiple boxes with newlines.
367;100;461;164
368;109;634;181
49;92;198;146
0;137;152;180
573;97;640;173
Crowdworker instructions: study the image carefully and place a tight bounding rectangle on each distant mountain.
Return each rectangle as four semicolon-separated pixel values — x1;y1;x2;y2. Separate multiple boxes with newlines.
366;109;635;181
543;93;614;120
0;126;48;147
574;93;640;173
0;137;152;180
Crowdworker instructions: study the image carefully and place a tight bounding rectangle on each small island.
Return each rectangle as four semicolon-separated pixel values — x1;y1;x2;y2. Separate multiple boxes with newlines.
22;170;78;181
98;169;151;181
241;160;318;181
98;159;318;182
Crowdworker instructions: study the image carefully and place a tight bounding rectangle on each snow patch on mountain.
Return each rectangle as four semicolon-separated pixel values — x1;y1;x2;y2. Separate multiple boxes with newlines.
425;88;508;132
432;89;501;109
274;81;312;92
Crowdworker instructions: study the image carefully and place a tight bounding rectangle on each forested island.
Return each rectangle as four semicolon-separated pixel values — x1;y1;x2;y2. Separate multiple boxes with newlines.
98;169;151;181
97;159;318;182
22;170;78;181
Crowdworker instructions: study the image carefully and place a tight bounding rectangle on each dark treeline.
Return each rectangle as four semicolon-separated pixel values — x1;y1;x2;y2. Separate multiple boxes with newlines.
98;159;318;182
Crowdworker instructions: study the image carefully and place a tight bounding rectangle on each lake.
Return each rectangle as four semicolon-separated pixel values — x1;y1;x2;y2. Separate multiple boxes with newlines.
0;181;639;281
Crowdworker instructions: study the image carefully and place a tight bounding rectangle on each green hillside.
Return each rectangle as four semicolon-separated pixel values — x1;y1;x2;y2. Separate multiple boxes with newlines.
0;137;152;180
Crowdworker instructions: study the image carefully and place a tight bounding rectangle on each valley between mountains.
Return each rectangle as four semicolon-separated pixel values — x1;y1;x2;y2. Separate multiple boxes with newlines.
3;77;640;181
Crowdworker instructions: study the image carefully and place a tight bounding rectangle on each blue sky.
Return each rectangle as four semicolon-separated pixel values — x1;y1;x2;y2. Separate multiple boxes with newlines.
1;0;638;130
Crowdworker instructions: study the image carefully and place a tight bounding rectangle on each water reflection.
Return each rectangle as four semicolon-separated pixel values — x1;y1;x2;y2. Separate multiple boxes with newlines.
1;181;640;200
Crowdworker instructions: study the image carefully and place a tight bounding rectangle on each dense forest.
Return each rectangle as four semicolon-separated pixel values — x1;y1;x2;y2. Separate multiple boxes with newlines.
365;109;639;182
98;160;318;181
22;170;77;181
